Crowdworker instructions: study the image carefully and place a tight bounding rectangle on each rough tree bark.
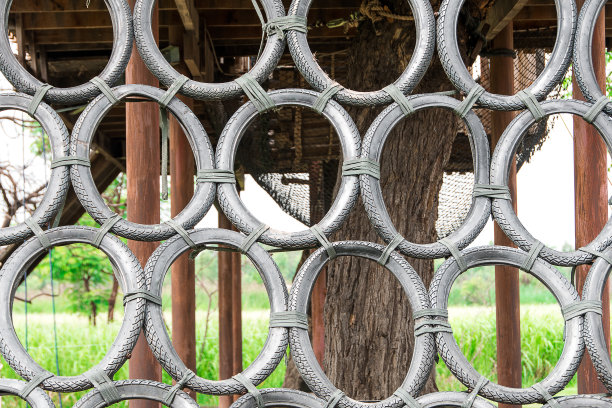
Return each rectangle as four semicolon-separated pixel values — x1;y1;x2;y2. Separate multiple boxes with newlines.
321;0;478;398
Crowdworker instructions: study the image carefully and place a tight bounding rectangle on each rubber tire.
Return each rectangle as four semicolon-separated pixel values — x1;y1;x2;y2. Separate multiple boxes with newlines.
216;89;360;249
542;395;612;407
143;228;289;395
437;0;576;110
573;0;611;115
429;246;583;405
0;226;146;393
581;247;612;392
70;84;216;241
361;94;490;258
288;241;435;408
416;391;495;408
133;0;285;101
490;99;612;266
0;93;70;246
0;0;133;105
287;0;435;106
231;389;326;408
73;380;199;408
0;379;55;408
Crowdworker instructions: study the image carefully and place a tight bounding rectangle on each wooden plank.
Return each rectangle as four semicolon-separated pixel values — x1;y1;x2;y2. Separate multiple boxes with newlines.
22;11;181;29
573;0;610;394
126;0;162;405
479;0;530;40
490;23;522;408
174;0;198;33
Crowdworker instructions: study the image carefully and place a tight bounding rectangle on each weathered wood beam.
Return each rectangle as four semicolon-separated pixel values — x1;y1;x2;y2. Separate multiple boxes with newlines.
478;0;530;41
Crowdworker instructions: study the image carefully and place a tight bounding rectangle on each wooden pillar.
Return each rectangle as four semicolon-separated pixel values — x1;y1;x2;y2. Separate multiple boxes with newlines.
126;0;161;403
490;23;522;408
170;62;197;400
309;162;326;364
573;0;610;394
231;224;243;401
218;213;234;408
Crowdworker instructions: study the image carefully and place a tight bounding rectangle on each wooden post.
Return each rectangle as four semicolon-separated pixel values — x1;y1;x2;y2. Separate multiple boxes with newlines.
169;61;197;400
309;162;326;365
573;0;610;394
490;23;522;408
126;0;162;401
218;212;234;408
231;223;243;400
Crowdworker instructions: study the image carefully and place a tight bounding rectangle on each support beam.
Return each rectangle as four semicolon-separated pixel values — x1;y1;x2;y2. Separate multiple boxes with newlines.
309;162;326;365
573;0;610;394
231;222;243;396
126;0;162;405
478;0;529;41
490;23;522;408
218;212;235;408
170;67;197;400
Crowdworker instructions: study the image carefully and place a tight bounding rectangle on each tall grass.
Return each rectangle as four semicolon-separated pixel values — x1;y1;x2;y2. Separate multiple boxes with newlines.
0;304;584;407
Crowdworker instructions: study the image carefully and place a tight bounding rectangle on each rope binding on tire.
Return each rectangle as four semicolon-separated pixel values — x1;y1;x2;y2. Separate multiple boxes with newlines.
197;169;236;184
377;233;404;265
561;300;602;320
165;219;199;251
240;224;270;254
383;84;415;116
325;390;346;408
24;218;52;250
269;311;309;330
584;95;611;124
235;73;276;113
50;156;91;169
461;376;489;408
123;289;162;306
27;84;53;116
342;158;380;179
439;238;468;272
393;387;421;408
520;240;544;272
413;308;452;336
264;16;308;40
159;75;190;200
313;83;343;114
233;373;264;408
454;84;485;118
93;214;122;248
310;225;337;259
90;77;119;104
83;369;121;406
19;371;53;399
579;247;612;265
532;383;561;408
163;369;195;406
517;90;545;122
472;184;511;200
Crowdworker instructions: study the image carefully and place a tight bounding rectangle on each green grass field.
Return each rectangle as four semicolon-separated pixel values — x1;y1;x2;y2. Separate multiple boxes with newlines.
0;303;585;407
0;252;593;407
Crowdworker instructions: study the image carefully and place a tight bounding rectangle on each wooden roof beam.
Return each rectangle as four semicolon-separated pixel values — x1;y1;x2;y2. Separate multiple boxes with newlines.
478;0;530;41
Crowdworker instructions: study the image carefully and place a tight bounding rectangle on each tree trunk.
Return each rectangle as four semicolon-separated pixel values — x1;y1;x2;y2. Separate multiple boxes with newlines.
107;275;119;322
323;1;474;398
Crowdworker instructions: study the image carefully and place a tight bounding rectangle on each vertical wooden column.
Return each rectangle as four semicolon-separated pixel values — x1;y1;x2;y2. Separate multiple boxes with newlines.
126;0;161;405
125;1;161;407
490;23;522;408
573;0;610;394
231;223;243;400
170;61;197;399
218;212;234;408
309;162;326;364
